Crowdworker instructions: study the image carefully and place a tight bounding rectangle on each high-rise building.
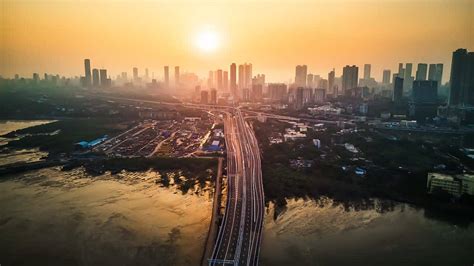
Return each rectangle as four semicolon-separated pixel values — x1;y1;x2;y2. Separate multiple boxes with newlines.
201;90;209;104
307;74;314;88
428;64;437;81
328;69;335;95
174;66;180;86
295;87;305;110
412;80;438;103
449;49;474;106
208;71;214;89
252;74;265;87
99;69;108;87
398;63;405;78
164;66;169;88
295;65;307;88
133;67;138;81
84;59;91;87
404;63;414;91
319;79;328;90
435;64;443;87
238;64;245;90
383;70;391;84
145;68;149;81
314;88;326;103
416;63;428;80
33;73;39;83
393;77;404;103
217;69;223;90
268;83;288;102
363;64;371;80
342;65;358;93
244;63;252;89
252;84;263;102
223;71;228;91
210;88;217;105
230;63;237;97
92;69;100;87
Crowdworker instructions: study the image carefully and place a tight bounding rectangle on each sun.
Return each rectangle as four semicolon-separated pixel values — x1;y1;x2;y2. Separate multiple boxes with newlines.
195;29;219;53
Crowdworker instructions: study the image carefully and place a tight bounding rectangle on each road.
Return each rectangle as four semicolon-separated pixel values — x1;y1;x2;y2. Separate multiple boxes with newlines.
209;109;265;266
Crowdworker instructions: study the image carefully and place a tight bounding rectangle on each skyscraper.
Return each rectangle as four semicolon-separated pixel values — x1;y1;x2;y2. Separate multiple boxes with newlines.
342;65;358;93
238;64;245;90
174;66;180;86
393;77;404;103
223;71;228;91
307;74;314;88
404;63;414;91
217;69;223;90
382;69;391;84
210;88;217;105
328;69;335;95
145;68;149;81
435;64;443;87
449;49;474;106
295;65;307;88
416;63;428;80
92;68;99;87
412;80;438;103
99;69;108;87
268;83;287;102
428;64;437;81
208;71;214;89
164;66;169;88
363;64;371;80
133;67;138;81
244;63;252;89
84;59;91;87
295;87;305;110
252;84;263;102
230;63;237;97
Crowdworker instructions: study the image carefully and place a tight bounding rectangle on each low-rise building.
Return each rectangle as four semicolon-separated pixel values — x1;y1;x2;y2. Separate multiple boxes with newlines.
427;172;474;197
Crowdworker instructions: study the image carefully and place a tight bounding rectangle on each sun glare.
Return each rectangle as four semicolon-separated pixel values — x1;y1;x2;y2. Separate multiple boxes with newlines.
195;29;219;53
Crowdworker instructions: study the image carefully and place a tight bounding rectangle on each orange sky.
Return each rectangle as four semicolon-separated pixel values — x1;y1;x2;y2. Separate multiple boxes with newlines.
1;0;473;82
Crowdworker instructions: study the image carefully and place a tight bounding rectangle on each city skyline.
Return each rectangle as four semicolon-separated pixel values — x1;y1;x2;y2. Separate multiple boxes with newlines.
2;0;473;82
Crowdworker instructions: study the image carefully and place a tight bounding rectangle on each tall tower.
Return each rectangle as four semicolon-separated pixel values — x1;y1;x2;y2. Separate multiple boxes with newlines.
238;64;245;89
230;63;237;97
92;68;99;87
363;64;371;80
164;66;169;88
244;63;252;89
295;65;308;88
416;63;428;80
217;69;223;90
99;69;108;87
328;69;335;95
435;64;443;86
382;70;391;84
223;71;229;91
84;59;91;87
449;49;474;106
342;65;358;93
174;66;180;86
133;67;138;81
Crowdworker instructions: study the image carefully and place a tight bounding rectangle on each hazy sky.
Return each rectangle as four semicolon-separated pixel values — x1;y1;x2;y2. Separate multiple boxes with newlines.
1;0;473;83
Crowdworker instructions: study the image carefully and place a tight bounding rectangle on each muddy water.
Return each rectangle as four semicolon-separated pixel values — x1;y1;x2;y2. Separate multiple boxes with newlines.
0;168;211;265
261;198;474;266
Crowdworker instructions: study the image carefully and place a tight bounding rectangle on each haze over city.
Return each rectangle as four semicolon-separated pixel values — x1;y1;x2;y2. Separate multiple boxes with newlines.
2;0;473;81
